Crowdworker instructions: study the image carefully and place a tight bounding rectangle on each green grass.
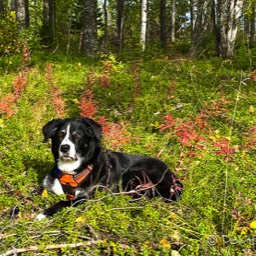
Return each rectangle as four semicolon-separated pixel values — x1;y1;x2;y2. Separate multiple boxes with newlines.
0;51;256;255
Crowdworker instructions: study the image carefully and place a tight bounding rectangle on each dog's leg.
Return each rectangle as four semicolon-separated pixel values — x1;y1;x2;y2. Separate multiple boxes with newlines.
36;200;71;220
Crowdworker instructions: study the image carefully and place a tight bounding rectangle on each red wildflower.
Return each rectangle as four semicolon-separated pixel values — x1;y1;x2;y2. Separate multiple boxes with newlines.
166;77;176;98
97;116;111;134
12;71;27;96
201;96;231;117
87;68;96;87
214;139;234;155
45;64;53;81
160;114;175;131
0;46;30;118
78;89;97;118
21;45;31;70
45;64;66;117
214;139;237;161
98;116;131;150
131;64;141;83
99;74;111;88
0;93;16;117
243;126;256;150
50;85;66;117
175;121;198;146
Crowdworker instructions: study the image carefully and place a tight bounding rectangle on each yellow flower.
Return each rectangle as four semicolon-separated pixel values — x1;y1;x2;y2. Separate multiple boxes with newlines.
41;189;48;198
75;216;87;223
250;221;256;229
159;237;171;249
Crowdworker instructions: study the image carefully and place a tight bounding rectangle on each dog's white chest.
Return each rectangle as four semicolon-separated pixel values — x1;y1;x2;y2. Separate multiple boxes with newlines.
52;178;65;194
43;175;64;195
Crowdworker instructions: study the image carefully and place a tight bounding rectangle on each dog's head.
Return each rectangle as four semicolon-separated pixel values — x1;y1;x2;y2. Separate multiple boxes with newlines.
43;118;102;173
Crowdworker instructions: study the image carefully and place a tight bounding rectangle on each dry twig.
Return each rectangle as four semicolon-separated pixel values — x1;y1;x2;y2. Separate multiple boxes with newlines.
0;240;102;256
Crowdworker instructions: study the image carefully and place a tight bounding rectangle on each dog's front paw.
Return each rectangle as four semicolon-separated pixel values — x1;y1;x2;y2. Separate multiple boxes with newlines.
36;212;47;220
35;200;71;219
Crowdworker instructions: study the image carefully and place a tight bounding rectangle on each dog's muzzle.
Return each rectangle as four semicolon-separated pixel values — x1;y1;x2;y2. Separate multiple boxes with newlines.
60;155;78;161
59;144;78;161
60;144;70;153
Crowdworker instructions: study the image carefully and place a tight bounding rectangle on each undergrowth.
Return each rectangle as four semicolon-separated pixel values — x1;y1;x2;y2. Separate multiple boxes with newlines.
0;49;256;255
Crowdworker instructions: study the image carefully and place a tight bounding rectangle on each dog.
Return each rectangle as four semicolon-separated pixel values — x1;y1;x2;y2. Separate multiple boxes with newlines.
36;117;183;220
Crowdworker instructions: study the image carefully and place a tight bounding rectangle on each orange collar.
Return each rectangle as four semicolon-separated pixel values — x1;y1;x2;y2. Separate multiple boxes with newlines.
57;164;93;200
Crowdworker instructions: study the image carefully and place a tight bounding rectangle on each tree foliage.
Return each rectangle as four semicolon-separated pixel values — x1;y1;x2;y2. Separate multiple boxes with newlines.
0;0;254;57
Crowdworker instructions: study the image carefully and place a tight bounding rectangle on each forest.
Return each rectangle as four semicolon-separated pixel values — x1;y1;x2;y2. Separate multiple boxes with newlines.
0;0;256;255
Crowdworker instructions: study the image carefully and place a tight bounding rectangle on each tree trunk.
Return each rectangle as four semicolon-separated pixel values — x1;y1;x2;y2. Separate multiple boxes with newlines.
170;0;176;42
49;0;56;41
243;1;249;37
41;0;56;46
211;0;220;56
190;0;195;33
226;0;243;57
103;0;108;52
14;0;28;29
43;0;49;22
66;10;72;54
81;0;98;57
116;0;124;52
160;0;167;49
24;0;29;27
249;3;255;48
0;0;5;16
214;0;243;58
140;0;147;51
190;0;210;56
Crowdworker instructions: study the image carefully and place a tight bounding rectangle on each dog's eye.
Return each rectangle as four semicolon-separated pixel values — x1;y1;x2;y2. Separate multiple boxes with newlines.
73;132;82;140
57;131;65;140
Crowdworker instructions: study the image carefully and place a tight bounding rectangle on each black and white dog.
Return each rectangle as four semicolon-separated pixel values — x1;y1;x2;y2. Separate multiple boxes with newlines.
36;118;183;220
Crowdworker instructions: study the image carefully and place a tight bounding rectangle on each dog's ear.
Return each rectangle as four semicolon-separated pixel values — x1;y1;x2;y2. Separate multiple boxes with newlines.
42;119;63;142
81;118;102;140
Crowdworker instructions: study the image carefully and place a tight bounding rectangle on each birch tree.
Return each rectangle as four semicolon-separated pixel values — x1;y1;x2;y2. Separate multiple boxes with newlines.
213;0;243;57
170;0;176;42
140;0;147;50
14;0;29;29
190;0;211;56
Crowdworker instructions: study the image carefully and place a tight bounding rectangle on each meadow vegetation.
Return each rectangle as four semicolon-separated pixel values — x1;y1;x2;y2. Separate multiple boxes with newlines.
0;48;256;255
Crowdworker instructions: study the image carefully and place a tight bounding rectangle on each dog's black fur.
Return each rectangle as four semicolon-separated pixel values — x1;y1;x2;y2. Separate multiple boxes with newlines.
36;118;182;219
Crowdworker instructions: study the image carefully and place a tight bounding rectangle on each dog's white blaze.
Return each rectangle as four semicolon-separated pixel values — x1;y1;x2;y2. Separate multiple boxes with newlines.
59;124;77;159
58;124;83;174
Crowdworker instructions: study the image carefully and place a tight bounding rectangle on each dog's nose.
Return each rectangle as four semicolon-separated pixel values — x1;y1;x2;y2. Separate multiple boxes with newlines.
60;144;70;153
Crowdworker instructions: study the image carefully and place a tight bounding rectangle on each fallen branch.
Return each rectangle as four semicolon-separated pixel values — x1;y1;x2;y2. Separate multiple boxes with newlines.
0;240;102;256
